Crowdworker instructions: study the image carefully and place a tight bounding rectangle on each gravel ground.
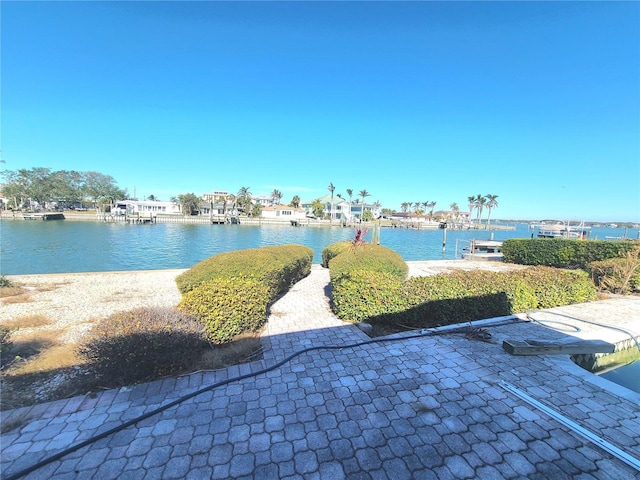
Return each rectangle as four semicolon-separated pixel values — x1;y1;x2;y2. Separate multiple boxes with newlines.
2;269;186;343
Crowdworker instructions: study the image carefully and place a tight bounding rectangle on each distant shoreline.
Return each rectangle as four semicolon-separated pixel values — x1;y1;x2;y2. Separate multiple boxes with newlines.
0;211;522;231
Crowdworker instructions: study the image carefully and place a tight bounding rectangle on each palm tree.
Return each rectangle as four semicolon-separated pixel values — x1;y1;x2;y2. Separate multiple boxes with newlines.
401;202;409;213
427;201;437;221
450;202;460;222
467;196;476;227
414;201;421;214
328;182;335;223
359;189;371;221
421;202;429;216
485;194;499;226
270;189;282;205
311;198;324;218
475;194;487;225
346;188;353;206
290;195;300;208
236;187;252;214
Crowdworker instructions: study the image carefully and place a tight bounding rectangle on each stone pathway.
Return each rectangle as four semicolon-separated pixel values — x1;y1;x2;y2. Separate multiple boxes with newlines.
1;265;640;479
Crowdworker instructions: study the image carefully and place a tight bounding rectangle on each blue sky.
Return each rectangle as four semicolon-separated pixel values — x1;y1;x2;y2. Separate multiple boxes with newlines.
2;1;639;222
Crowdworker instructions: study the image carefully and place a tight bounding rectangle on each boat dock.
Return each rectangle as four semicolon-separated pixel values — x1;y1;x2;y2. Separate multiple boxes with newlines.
22;213;65;221
461;239;504;261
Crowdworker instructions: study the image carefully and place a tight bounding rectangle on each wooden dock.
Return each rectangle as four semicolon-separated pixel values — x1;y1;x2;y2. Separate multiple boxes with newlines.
22;213;65;221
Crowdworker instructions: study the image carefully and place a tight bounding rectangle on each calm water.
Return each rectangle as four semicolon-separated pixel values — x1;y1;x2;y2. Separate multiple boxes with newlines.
1;220;637;275
599;361;640;394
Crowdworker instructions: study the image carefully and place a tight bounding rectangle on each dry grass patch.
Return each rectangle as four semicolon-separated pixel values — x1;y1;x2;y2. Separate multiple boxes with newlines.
2;315;52;330
3;329;62;368
9;341;80;376
1;289;32;304
1;327;87;411
0;279;68;303
0;285;27;299
193;331;263;372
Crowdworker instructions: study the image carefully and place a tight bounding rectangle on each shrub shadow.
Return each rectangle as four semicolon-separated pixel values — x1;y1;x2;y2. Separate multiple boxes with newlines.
365;292;513;330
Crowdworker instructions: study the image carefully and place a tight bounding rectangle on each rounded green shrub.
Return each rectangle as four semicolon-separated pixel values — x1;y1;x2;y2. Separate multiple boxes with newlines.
321;241;353;268
78;307;207;385
176;244;313;296
329;244;408;282
331;270;406;323
178;277;271;344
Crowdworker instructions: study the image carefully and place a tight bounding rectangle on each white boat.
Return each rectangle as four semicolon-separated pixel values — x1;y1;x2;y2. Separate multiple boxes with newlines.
533;221;590;239
462;240;503;261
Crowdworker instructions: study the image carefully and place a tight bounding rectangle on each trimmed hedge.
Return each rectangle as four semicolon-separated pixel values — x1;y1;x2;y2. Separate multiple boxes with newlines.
179;277;271;344
176;244;313;343
331;270;407;322
331;266;597;327
502;238;640;269
328;244;408;282
321;241;353;268
176;244;313;296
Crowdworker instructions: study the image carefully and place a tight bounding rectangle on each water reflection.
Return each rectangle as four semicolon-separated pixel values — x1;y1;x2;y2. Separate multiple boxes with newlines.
2;221;637;275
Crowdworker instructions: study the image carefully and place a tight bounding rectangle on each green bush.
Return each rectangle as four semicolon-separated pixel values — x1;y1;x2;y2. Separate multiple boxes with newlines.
78;307;207;385
331;270;406;323
176;244;313;296
321;241;353;268
328;244;408;283
331;266;597;328
176;244;313;343
502;238;640;269
510;267;596;308
178;277;271;344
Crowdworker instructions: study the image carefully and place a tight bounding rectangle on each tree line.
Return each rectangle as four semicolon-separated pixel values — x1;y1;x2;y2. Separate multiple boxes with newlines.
2;168;499;224
399;194;499;225
1;167;125;210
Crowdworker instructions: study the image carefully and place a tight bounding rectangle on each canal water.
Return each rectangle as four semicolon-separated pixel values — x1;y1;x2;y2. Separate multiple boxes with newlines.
2;220;635;275
599;361;640;394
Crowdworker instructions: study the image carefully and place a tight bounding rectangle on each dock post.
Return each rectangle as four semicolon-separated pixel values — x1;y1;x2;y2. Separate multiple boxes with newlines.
440;221;447;253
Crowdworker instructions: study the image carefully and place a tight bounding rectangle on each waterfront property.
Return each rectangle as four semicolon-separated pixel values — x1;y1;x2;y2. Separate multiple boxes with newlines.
260;205;307;221
112;199;182;216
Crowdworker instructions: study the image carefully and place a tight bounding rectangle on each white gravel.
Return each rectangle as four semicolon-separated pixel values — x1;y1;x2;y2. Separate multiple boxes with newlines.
407;259;526;277
2;270;186;343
